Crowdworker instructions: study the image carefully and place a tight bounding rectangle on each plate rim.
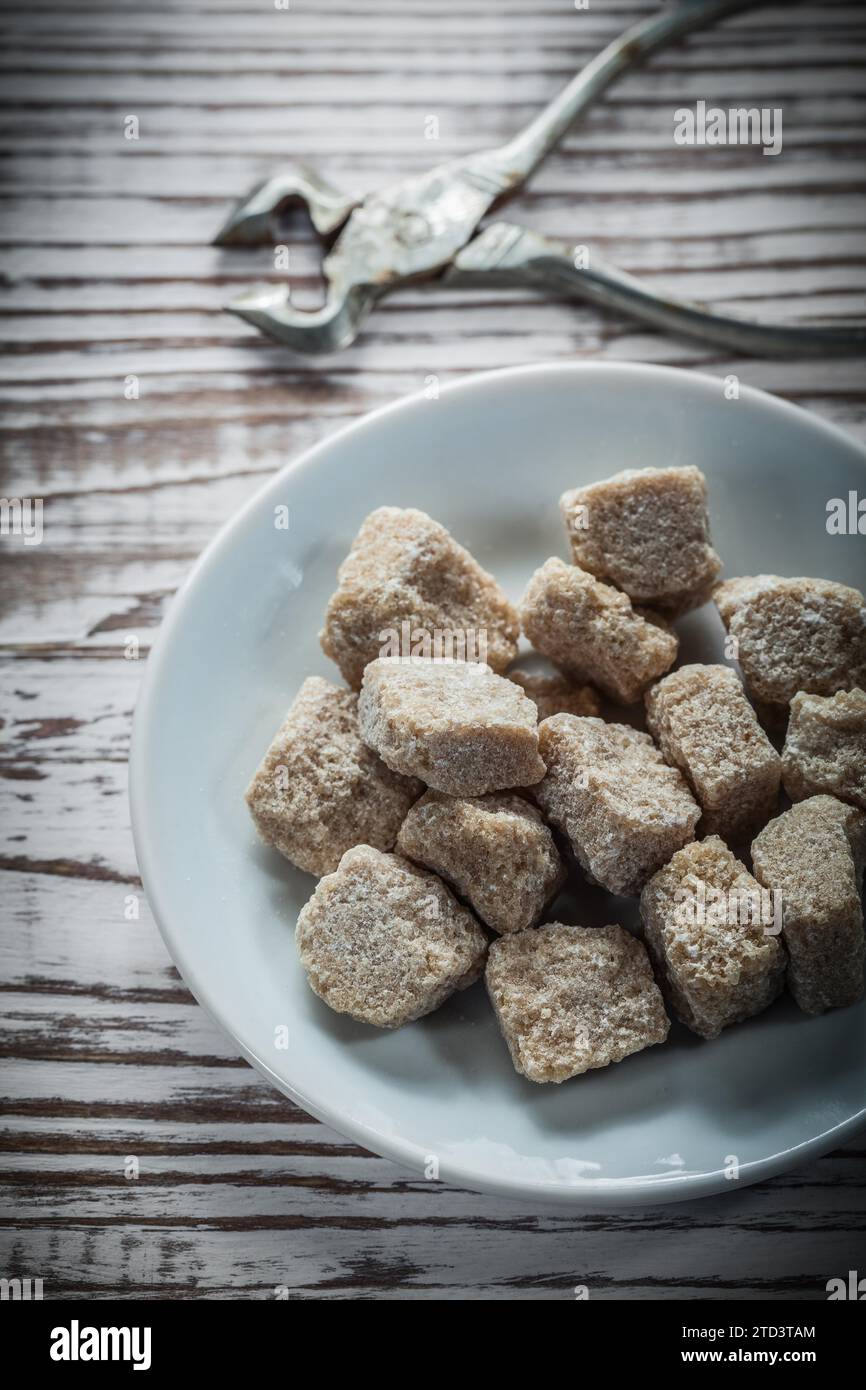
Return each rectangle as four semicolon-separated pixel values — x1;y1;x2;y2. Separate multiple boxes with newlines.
129;359;866;1207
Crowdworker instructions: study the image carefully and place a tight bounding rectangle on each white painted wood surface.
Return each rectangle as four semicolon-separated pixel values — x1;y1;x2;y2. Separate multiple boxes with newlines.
1;0;865;1299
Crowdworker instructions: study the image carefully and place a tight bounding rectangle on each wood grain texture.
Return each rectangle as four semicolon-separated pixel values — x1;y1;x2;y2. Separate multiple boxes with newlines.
1;0;865;1300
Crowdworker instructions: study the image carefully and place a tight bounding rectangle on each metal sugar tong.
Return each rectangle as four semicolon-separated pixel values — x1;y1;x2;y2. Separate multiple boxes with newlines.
213;0;866;357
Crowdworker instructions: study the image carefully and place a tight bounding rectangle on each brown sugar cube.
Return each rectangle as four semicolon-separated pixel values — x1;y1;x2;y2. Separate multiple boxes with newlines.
714;575;866;723
782;688;866;810
245;676;422;876
320;506;519;688
535;714;700;896
296;845;488;1029
559;465;721;615
485;923;669;1083
508;667;601;721
357;657;545;796
396;789;566;935
751;795;866;1015
640;837;786;1040
520;558;678;705
645;664;781;843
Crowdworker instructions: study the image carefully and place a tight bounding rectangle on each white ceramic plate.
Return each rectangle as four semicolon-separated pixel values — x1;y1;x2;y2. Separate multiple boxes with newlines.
130;362;866;1206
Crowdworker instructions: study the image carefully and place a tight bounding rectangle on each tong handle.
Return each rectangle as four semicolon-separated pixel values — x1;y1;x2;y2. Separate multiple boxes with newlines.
490;0;762;189
452;224;866;358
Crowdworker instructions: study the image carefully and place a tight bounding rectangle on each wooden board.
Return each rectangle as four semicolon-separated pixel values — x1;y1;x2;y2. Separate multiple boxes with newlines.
1;0;865;1300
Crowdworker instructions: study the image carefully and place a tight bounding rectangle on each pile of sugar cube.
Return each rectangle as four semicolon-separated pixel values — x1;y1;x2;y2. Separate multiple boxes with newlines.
246;468;866;1083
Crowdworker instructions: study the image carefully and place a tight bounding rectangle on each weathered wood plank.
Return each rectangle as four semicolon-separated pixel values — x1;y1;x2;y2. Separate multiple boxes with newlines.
0;1110;358;1147
6;331;866;389
0;758;139;880
6;66;866;107
1;1058;306;1125
0;1219;857;1300
0;993;247;1064
3;43;866;77
0;0;862;39
1;873;179;996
